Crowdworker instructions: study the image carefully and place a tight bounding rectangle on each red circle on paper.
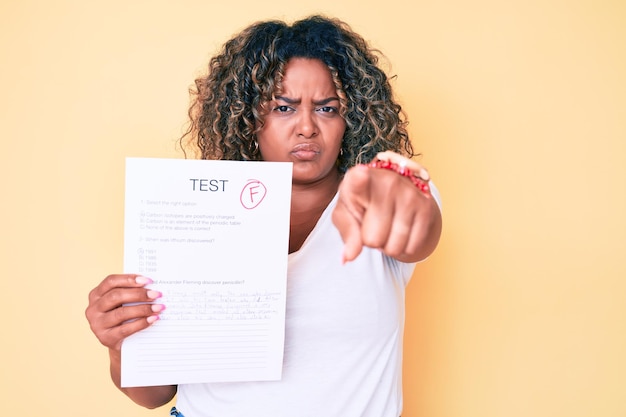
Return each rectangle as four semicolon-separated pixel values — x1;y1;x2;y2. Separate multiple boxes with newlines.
240;180;267;209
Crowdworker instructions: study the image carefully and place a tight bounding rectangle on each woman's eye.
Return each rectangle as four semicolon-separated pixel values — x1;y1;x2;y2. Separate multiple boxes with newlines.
273;105;292;113
318;106;338;113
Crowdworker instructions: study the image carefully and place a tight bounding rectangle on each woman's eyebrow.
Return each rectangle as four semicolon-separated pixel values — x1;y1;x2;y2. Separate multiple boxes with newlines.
313;97;340;105
274;96;339;105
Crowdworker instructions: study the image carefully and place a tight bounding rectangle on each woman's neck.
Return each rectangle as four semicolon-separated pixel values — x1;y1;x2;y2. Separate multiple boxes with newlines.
288;170;342;253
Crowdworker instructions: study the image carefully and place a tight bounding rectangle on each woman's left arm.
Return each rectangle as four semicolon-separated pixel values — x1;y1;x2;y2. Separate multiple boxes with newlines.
332;155;442;264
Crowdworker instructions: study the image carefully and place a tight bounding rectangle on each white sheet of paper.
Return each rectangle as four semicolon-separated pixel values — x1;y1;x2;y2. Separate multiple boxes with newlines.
121;157;292;387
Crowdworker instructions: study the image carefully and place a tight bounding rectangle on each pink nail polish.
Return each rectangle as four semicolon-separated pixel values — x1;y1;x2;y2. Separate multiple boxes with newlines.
135;276;153;285
151;304;166;313
147;315;159;324
147;290;162;299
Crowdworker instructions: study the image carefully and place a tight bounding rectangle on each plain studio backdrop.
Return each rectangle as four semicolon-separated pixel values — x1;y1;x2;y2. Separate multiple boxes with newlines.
1;1;625;416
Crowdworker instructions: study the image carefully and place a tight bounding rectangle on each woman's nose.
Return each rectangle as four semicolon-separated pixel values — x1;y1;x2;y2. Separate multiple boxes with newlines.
296;111;318;138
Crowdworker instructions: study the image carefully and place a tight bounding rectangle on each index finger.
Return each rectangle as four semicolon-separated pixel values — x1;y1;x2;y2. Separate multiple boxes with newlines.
338;164;372;212
332;197;365;264
89;274;152;302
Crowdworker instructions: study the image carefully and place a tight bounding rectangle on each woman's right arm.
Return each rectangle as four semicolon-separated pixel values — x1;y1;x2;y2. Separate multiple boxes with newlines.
85;274;176;409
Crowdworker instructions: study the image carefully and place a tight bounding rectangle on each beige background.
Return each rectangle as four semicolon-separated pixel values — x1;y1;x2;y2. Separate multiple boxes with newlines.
1;0;625;416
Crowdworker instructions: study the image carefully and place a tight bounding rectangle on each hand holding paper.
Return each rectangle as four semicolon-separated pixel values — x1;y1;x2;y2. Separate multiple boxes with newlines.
121;158;292;387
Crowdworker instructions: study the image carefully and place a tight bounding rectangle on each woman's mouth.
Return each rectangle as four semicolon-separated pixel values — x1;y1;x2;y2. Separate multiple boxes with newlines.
291;143;321;161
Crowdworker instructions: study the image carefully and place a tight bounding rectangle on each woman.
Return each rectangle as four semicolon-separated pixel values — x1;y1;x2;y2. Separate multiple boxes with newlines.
86;15;442;416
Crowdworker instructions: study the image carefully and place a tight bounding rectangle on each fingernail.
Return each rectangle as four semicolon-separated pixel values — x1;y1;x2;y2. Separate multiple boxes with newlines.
151;304;166;313
147;290;162;299
135;276;153;285
147;315;159;324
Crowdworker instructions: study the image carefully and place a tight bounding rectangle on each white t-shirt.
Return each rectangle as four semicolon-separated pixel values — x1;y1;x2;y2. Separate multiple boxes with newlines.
176;193;418;416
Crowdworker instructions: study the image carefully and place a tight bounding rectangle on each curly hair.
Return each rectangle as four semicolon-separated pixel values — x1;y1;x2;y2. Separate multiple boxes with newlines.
180;15;415;173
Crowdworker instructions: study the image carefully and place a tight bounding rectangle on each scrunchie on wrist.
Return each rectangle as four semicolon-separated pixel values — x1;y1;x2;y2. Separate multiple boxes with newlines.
367;151;431;195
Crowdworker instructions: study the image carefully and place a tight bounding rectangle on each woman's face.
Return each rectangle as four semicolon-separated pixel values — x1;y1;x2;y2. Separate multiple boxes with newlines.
256;58;346;186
